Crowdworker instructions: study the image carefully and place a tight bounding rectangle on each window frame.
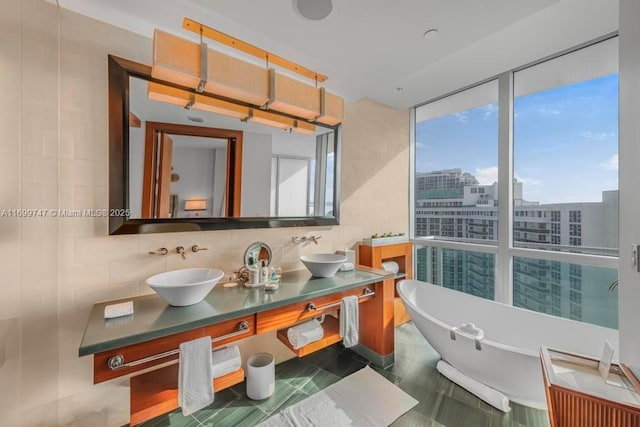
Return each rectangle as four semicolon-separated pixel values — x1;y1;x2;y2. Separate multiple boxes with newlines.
410;34;619;308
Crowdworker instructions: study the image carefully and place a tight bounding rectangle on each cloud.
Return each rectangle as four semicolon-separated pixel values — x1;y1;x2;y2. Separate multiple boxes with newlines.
415;142;425;148
454;112;469;123
515;174;542;186
581;131;615;141
472;167;542;187
538;107;561;116
474;166;498;185
482;104;497;118
598;154;618;171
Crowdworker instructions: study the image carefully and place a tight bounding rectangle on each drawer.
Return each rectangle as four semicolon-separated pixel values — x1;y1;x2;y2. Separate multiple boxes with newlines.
256;284;374;334
93;314;255;384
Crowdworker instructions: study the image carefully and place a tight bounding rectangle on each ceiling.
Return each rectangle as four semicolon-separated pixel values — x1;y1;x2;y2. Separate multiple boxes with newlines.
53;0;618;109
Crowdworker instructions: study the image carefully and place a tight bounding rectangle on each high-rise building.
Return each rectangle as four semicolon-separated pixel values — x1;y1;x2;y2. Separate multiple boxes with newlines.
415;170;618;328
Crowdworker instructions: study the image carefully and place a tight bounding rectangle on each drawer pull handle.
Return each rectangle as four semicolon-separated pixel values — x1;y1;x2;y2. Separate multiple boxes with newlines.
106;320;250;371
307;288;374;312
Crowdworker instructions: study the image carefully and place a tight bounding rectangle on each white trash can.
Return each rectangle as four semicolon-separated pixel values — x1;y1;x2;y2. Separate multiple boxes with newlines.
246;353;275;400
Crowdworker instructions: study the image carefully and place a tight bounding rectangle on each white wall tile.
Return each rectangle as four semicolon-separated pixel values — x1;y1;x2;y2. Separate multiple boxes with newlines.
4;2;410;425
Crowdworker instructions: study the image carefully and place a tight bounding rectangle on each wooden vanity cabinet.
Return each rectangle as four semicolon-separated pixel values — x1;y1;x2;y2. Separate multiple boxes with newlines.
82;268;395;425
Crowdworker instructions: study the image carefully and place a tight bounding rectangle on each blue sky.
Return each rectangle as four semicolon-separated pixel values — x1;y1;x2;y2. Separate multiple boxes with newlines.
415;74;618;204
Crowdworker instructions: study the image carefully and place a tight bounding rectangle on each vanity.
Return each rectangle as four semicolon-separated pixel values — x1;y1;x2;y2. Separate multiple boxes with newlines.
91;33;384;425
79;267;394;425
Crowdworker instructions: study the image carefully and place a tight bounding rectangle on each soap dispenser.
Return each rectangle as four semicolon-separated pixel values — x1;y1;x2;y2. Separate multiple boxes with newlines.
259;260;269;284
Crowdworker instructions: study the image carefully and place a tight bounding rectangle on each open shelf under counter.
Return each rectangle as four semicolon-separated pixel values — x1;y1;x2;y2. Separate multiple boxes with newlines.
130;365;244;426
277;315;342;357
358;241;413;327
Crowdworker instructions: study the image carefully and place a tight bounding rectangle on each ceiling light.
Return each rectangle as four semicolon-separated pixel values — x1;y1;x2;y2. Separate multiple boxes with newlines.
193;94;250;120
293;0;333;21
316;87;344;126
245;109;296;130
147;82;250;121
152;30;270;107
423;29;439;40
293;120;316;135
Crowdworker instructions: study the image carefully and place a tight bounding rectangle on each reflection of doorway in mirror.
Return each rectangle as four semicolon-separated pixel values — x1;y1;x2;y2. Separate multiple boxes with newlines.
171;138;225;218
138;122;243;219
271;156;311;217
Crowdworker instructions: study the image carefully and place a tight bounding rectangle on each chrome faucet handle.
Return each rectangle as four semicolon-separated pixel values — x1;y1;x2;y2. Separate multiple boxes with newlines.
148;247;169;255
311;236;322;244
292;237;302;243
191;245;209;252
176;246;186;259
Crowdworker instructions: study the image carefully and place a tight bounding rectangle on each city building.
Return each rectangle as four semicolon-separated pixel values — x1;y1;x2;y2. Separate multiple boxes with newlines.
415;169;619;328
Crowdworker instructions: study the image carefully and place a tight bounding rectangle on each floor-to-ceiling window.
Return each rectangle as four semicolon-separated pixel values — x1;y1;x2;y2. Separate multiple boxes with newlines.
414;80;498;300
412;36;619;329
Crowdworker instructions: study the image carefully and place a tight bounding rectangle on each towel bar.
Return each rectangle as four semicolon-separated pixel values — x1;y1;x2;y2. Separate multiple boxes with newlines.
306;288;374;312
106;320;250;371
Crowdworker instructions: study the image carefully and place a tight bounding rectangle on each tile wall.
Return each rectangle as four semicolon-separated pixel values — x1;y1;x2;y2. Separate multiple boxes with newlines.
0;0;409;425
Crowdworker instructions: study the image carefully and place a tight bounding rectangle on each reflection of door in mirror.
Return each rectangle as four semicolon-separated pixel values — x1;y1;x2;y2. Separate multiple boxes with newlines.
270;157;311;217
155;133;173;217
139;122;243;219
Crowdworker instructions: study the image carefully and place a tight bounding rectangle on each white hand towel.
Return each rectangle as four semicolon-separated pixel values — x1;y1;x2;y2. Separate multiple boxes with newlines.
340;296;359;348
339;262;355;271
287;319;324;350
437;360;510;412
104;301;133;319
381;261;400;275
178;336;214;416
212;345;242;379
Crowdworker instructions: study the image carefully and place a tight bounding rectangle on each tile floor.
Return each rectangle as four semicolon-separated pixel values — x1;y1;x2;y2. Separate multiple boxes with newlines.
136;322;549;426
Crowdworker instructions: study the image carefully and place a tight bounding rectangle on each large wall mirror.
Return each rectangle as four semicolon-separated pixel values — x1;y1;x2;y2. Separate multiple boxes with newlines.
109;56;341;234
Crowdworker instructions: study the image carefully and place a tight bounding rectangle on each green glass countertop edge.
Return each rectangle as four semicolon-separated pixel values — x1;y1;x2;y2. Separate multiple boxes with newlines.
78;268;392;357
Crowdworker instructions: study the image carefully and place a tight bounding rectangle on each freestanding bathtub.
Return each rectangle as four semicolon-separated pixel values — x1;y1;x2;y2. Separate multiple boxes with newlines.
397;279;619;409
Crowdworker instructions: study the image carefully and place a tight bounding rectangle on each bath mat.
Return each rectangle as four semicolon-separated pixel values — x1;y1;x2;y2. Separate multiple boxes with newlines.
258;365;418;427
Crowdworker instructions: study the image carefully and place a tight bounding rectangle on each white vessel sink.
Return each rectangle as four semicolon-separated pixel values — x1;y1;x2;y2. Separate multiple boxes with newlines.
300;254;347;278
146;268;224;306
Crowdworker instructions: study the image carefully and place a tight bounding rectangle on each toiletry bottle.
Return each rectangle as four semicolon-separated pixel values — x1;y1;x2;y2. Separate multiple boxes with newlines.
260;261;269;284
247;267;259;287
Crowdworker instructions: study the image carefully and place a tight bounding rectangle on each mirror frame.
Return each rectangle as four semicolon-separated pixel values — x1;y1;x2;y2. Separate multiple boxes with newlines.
108;55;341;235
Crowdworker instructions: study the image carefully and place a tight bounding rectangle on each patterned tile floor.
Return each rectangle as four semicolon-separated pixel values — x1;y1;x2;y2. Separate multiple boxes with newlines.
136;322;549;426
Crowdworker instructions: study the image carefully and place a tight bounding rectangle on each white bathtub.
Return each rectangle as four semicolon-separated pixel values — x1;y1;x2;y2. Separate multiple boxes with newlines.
397;279;619;409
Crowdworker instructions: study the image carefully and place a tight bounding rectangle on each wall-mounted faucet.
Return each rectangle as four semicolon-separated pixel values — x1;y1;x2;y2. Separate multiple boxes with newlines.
150;246;207;258
176;246;187;259
148;248;169;255
291;235;322;245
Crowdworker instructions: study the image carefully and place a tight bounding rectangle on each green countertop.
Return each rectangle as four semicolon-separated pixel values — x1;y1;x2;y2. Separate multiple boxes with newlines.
79;268;390;356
